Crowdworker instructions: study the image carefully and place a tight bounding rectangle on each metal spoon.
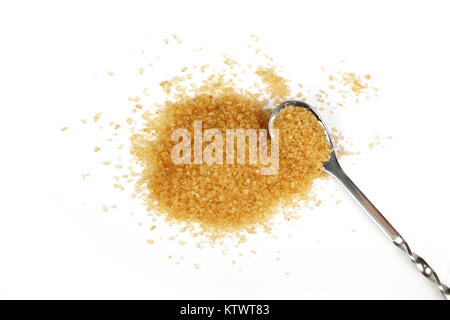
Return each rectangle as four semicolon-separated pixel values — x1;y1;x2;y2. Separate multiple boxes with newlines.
268;100;449;300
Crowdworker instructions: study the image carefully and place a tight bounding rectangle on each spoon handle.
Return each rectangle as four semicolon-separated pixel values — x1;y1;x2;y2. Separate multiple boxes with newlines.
325;157;399;240
325;156;449;299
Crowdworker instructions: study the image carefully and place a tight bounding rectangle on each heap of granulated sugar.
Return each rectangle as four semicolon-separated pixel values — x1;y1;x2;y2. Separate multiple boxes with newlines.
130;82;331;239
70;35;381;244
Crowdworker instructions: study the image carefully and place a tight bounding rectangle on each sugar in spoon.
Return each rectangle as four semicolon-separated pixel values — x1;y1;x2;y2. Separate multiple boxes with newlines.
268;100;449;300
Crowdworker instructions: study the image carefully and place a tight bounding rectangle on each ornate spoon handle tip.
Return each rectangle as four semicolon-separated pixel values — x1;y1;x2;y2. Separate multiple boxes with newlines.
394;236;449;300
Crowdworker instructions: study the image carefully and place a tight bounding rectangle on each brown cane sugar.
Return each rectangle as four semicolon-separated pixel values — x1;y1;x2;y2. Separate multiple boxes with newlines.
63;34;381;257
272;106;330;170
130;83;331;239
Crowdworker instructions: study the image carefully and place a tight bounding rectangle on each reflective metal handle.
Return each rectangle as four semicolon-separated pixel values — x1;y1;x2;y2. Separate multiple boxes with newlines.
394;235;450;299
325;153;449;299
325;154;400;240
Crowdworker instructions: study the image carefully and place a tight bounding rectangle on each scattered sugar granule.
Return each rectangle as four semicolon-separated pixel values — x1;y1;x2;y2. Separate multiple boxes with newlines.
93;112;102;122
368;135;381;150
172;34;182;44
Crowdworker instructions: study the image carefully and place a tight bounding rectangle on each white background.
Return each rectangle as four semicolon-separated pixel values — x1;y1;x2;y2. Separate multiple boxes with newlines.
0;0;449;300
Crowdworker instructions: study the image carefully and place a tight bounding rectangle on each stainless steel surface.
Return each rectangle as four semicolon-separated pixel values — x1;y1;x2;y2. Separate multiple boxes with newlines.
268;100;449;299
394;235;450;299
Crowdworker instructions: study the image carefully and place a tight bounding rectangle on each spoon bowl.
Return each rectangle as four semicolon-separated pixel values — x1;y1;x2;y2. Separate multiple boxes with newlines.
267;100;338;174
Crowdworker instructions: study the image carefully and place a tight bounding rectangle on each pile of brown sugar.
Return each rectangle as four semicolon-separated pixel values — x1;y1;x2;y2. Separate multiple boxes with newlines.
130;80;331;239
63;36;380;252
